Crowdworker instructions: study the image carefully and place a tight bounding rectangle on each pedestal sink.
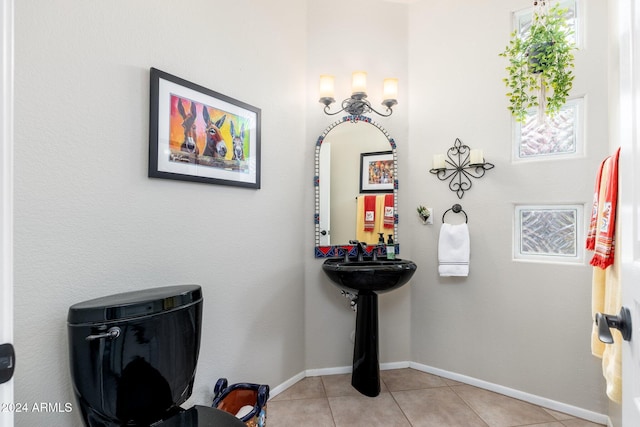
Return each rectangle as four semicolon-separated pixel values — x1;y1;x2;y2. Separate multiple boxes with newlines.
322;257;417;397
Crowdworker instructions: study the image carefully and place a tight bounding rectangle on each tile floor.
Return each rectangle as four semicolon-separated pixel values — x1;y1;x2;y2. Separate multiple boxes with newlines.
267;368;605;427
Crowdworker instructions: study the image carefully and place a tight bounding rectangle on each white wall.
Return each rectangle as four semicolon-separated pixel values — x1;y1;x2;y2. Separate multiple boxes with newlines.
13;1;307;425
406;0;610;415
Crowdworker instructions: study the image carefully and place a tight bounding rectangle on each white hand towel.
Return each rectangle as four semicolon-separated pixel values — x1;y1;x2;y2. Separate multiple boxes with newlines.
438;223;470;277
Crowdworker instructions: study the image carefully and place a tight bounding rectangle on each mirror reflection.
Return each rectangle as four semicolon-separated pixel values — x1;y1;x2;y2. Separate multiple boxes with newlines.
314;116;398;257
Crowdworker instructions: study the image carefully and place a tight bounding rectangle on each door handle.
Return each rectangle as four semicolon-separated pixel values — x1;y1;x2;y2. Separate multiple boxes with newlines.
0;343;15;384
595;307;632;344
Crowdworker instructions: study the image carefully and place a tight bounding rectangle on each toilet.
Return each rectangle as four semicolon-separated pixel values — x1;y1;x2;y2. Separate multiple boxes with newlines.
67;285;245;426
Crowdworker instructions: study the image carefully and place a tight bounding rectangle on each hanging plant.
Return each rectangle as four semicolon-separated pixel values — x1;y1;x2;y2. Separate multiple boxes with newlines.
499;1;576;123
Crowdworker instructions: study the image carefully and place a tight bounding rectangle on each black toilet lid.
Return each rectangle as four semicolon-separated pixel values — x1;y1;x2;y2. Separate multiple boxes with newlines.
67;285;202;325
155;405;246;426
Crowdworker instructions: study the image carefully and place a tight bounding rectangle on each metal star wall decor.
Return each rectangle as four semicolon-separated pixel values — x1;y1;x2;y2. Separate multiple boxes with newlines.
429;138;494;199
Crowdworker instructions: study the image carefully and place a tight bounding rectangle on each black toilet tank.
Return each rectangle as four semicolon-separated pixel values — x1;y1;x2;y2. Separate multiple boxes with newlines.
67;285;203;426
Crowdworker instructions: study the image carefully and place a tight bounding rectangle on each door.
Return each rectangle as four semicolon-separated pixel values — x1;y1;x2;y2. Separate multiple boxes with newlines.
319;142;330;246
618;0;640;424
0;0;14;425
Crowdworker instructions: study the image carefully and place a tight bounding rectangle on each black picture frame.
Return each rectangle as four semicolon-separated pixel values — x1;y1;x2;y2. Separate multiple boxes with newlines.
359;151;394;193
149;68;261;188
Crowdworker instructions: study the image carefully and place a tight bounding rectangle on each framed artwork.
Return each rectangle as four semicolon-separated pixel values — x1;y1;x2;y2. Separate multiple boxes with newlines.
360;151;394;193
149;68;261;188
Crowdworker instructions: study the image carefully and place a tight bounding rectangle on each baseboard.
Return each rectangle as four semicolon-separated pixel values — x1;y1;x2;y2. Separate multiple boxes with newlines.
270;361;410;397
302;360;411;378
409;362;610;426
269;361;609;426
304;365;350;377
268;370;306;398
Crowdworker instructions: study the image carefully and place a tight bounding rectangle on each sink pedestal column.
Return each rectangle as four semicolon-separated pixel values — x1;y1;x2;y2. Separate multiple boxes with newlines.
351;291;380;397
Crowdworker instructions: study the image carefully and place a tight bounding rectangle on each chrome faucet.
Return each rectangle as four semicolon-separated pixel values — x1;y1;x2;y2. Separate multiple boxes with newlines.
348;240;368;261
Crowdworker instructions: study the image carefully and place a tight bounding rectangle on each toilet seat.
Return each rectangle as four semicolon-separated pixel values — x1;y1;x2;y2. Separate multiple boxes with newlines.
152;405;245;426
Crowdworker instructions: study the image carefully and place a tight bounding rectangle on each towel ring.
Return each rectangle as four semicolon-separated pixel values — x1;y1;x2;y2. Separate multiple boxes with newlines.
442;204;468;223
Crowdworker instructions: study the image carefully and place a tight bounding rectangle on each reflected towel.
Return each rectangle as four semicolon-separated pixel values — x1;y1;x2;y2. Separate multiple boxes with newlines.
438;223;470;277
364;195;376;232
384;194;394;229
356;196;385;243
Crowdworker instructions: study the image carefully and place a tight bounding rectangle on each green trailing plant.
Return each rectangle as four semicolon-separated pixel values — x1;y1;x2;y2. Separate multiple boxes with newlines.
500;3;576;123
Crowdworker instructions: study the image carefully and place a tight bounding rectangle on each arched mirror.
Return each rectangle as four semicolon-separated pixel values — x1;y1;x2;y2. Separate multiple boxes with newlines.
314;115;398;257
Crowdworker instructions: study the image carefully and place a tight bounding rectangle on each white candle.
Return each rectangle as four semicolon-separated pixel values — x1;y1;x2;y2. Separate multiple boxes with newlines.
432;154;446;170
470;149;484;165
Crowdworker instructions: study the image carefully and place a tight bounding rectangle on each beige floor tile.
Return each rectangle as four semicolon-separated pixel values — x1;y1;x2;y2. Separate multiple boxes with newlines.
543;408;575;420
441;377;464;386
451;385;556;427
267;397;335;427
328;392;411;427
561;419;607;426
267;370;606;427
381;368;447;391
517;423;564;427
270;376;326;401
392;387;489;427
322;373;388;397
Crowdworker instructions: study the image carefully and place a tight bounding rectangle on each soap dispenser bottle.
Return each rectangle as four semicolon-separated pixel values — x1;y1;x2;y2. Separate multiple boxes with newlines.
386;234;395;260
377;233;385;258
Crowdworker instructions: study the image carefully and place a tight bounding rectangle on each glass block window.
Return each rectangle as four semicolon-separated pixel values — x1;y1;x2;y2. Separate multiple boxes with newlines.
512;1;582;162
514;0;578;46
514;98;584;160
514;205;584;263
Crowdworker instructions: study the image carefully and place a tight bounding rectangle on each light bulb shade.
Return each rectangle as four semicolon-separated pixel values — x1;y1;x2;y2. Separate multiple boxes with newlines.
382;78;398;103
351;71;367;98
319;75;335;101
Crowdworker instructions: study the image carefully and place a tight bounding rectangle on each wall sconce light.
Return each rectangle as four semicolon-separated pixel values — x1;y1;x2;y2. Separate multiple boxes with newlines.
319;72;398;117
429;138;494;199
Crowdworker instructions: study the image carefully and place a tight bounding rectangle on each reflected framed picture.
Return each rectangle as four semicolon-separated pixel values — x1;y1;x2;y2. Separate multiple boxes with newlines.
360;151;394;193
149;67;261;188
